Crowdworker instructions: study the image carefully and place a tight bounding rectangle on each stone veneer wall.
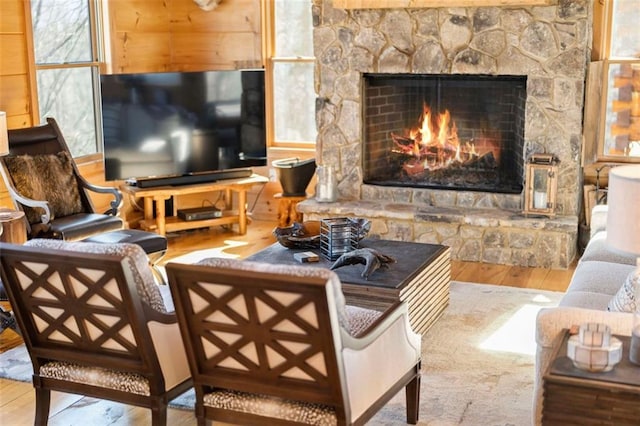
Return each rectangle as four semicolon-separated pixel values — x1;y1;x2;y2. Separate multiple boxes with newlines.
301;0;591;268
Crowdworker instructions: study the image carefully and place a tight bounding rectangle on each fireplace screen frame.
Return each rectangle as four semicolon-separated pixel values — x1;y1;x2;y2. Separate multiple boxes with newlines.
362;73;527;194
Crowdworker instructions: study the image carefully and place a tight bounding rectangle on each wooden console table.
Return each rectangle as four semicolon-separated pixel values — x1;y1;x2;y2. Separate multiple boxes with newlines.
121;174;268;236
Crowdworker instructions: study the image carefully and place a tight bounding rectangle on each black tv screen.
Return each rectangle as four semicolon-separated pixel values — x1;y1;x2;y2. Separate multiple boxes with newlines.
100;69;266;181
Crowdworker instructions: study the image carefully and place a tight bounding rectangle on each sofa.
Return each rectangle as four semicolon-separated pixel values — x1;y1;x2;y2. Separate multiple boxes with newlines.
534;204;638;424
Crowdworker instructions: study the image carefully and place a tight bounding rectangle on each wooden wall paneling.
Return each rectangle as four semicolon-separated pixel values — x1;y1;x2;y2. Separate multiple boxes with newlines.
0;75;31;118
106;0;171;73
171;33;262;71
0;35;28;76
108;0;171;32
0;0;25;33
110;32;172;73
167;0;260;33
0;0;34;207
106;0;263;73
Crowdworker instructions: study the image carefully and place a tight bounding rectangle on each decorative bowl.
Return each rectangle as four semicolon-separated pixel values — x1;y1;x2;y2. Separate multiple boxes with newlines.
273;221;321;249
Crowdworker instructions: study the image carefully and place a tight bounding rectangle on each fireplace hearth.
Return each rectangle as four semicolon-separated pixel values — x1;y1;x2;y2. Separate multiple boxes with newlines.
363;74;526;193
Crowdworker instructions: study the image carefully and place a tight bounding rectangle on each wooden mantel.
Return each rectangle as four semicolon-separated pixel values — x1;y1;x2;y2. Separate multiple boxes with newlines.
333;0;555;8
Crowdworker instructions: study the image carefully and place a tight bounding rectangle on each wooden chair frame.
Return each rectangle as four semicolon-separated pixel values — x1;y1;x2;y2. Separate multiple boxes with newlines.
167;259;421;426
0;242;192;425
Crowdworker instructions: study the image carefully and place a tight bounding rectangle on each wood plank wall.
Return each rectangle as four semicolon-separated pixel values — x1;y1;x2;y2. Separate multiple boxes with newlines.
0;0;34;130
105;0;263;73
0;0;33;209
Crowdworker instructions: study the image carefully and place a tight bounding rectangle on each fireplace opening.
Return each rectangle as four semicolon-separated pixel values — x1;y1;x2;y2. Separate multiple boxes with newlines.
363;74;527;194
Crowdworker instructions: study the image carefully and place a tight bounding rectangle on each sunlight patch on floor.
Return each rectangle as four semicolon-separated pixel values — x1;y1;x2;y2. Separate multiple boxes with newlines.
479;303;548;356
167;240;248;264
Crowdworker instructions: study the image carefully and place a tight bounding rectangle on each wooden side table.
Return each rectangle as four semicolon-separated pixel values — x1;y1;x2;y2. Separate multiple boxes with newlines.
542;329;640;425
274;193;306;227
0;208;27;244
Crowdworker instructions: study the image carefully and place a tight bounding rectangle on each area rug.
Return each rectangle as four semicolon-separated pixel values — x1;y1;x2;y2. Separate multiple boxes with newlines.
0;281;562;425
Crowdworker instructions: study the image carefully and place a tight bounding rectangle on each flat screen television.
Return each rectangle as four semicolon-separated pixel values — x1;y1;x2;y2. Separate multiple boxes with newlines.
100;69;266;182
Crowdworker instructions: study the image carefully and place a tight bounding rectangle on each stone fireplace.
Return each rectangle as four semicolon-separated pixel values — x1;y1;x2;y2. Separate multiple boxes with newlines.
299;0;589;268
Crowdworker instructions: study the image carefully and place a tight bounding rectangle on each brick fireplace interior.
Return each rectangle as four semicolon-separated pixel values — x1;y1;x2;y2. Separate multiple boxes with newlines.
300;1;590;268
363;73;526;194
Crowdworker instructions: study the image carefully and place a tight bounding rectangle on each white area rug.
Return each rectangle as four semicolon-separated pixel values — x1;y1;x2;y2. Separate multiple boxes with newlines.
0;282;562;425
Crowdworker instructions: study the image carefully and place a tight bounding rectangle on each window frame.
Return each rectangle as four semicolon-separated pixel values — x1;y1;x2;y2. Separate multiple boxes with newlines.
263;0;317;150
28;0;104;161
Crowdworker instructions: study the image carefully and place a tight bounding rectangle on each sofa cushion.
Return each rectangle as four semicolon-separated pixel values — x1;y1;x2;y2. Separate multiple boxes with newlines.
580;232;638;266
559;291;618;310
590;204;608;238
565;260;635;296
608;267;640;312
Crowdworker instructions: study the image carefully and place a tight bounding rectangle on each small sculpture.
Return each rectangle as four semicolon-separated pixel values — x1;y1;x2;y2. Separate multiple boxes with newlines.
193;0;222;11
330;248;396;280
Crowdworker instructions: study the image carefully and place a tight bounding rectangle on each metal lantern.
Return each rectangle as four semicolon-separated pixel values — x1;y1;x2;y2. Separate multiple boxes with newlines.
523;154;559;218
320;218;358;261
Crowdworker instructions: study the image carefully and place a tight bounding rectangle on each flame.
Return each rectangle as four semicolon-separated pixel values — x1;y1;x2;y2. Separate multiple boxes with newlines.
391;102;499;175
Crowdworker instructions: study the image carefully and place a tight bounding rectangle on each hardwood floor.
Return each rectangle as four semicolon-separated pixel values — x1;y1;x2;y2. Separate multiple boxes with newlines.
0;219;576;425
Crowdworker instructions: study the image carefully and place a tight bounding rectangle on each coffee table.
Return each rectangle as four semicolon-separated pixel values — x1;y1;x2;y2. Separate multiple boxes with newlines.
247;239;451;334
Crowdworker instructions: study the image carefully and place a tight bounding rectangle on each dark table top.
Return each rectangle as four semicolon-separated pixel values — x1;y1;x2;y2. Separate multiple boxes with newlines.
246;238;448;290
549;331;640;387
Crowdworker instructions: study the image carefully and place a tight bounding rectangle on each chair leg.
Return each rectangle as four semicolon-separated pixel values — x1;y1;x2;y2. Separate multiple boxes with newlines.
34;388;51;426
151;404;168;426
405;373;421;424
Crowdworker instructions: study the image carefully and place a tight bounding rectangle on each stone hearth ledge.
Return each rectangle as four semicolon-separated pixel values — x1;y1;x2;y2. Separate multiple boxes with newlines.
298;199;578;269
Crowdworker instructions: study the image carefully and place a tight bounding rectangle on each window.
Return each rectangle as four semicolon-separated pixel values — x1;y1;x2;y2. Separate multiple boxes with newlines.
588;0;640;163
30;0;101;157
267;0;316;147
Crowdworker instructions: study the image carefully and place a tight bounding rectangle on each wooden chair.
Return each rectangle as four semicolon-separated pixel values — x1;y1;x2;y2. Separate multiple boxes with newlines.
166;258;422;426
0;239;192;425
0;117;123;240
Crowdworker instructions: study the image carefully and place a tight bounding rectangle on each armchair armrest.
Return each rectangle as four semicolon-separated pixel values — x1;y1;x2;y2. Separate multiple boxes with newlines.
339;302;421;422
4;183;52;225
78;178;123;216
141;304;191;389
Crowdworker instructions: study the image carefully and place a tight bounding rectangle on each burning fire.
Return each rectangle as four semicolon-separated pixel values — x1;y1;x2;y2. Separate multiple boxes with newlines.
391;103;493;176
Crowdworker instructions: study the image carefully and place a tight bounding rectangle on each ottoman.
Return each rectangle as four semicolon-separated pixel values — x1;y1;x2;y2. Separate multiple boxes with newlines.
82;229;168;284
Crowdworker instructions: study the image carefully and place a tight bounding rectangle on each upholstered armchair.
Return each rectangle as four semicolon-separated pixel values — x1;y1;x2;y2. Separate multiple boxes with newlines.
166;258;422;426
0;117;123;240
0;239;192;425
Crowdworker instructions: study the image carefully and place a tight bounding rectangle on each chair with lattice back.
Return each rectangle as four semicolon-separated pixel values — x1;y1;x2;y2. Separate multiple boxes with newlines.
166;258;422;426
0;239;192;426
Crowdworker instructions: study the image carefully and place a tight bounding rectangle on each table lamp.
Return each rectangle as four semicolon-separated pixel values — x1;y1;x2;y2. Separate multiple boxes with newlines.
0;111;8;156
606;164;640;364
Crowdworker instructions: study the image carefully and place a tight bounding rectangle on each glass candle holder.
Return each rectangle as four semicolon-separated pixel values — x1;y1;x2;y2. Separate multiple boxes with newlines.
315;165;337;202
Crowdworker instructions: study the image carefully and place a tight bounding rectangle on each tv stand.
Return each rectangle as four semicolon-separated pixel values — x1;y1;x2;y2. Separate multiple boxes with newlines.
121;174;268;236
